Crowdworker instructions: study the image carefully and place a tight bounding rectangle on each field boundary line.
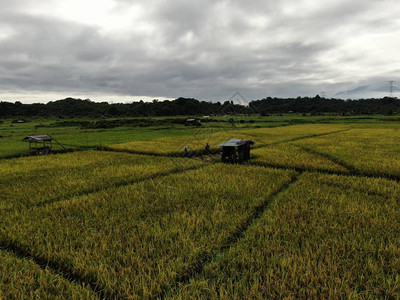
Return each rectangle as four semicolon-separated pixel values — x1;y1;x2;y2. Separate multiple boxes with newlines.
0;163;212;299
248;161;350;176
298;145;358;173
219;173;300;250
101;147;221;159
248;160;400;183
0;148;97;161
101;147;178;157
153;172;301;299
319;181;395;199
255;128;350;149
99;129;350;158
286;145;400;182
0;240;111;300
33;164;209;210
2;164;210;214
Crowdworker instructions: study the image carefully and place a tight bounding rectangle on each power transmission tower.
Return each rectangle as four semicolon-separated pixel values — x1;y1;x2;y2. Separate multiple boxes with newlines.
388;81;396;97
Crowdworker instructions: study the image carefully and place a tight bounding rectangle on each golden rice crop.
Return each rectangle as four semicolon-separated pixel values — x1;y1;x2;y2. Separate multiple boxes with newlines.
0;250;97;299
0;164;296;299
171;172;400;299
243;124;347;144
0;150;204;211
294;128;400;177
2;122;396;299
250;144;349;173
107;128;247;155
107;124;347;156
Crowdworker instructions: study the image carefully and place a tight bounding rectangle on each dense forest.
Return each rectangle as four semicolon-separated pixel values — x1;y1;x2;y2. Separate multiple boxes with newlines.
0;96;399;117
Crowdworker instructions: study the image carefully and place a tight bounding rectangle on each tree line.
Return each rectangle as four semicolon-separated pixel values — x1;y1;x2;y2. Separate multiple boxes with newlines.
0;96;399;117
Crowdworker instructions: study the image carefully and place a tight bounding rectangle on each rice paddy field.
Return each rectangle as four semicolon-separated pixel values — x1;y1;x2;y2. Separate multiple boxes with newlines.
1;116;400;299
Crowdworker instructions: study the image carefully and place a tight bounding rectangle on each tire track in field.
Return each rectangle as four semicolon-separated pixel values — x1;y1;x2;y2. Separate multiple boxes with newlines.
248;161;350;176
247;161;400;184
1;164;208;215
0;241;110;300
298;145;358;173
101;147;174;157
219;172;300;250
101;147;217;158
319;181;396;200
103;141;400;188
0;164;212;300
14;164;209;211
255;128;350;149
153;172;302;300
292;146;400;182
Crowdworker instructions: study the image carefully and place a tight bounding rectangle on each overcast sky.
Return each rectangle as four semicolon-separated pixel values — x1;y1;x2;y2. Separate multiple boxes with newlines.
1;0;399;103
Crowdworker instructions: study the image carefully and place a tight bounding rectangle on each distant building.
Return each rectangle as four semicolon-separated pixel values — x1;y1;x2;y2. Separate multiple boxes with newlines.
185;119;201;126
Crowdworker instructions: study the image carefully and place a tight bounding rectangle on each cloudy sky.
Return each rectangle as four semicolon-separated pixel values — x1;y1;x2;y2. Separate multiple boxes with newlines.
1;0;399;103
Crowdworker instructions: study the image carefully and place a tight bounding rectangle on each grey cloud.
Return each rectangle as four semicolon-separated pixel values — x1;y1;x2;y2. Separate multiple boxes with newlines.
335;75;399;98
1;0;399;102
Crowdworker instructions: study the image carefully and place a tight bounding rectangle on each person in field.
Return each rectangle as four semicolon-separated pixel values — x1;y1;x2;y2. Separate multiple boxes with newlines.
205;143;211;154
183;145;189;157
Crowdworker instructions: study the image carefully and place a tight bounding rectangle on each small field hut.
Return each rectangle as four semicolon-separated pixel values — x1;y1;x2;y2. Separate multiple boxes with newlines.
220;138;254;163
24;135;54;154
24;135;65;155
